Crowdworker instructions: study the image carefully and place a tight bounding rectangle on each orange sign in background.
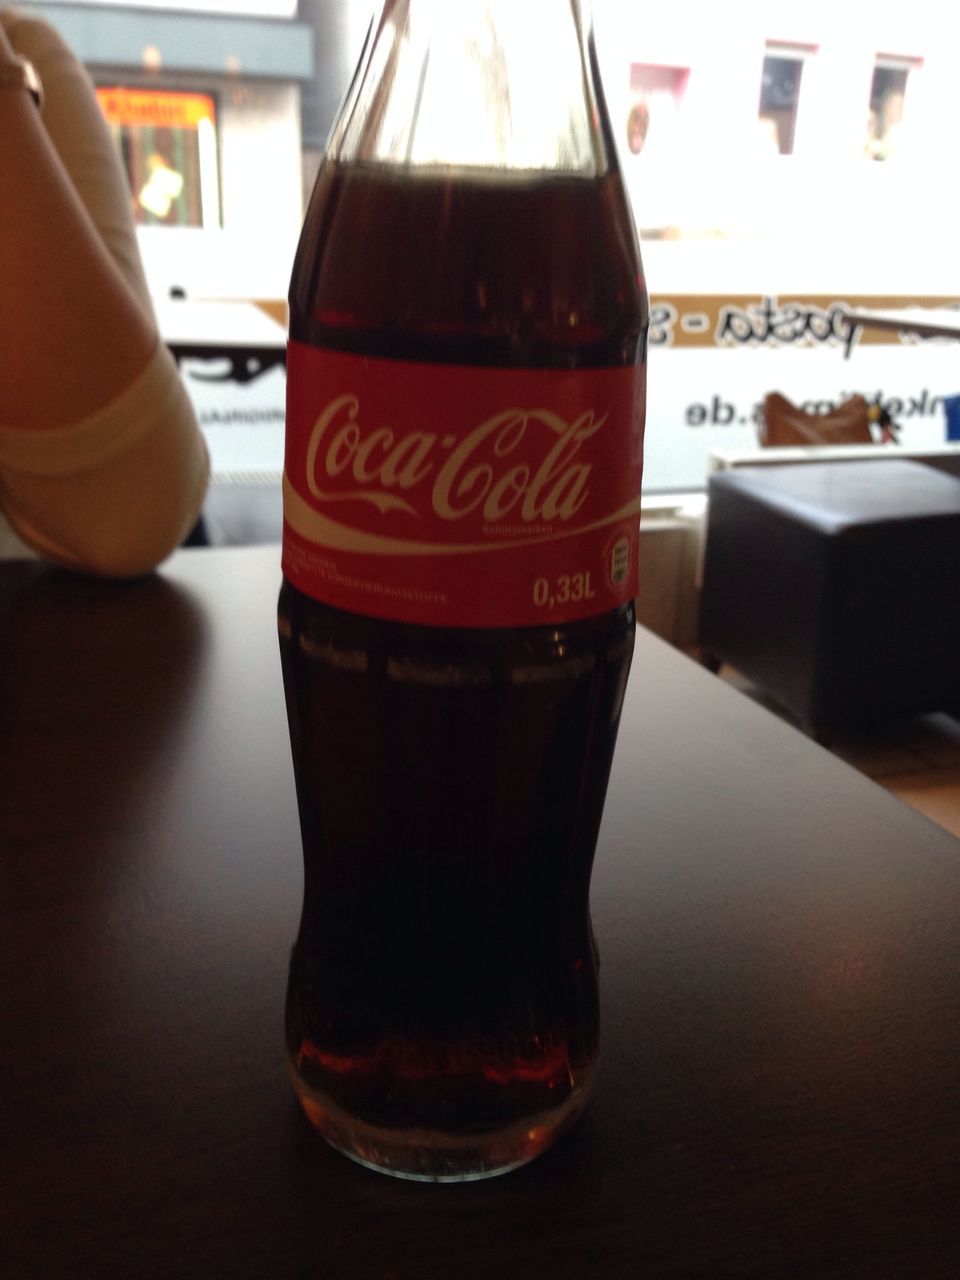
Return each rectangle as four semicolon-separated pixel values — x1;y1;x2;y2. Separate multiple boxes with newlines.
96;87;216;130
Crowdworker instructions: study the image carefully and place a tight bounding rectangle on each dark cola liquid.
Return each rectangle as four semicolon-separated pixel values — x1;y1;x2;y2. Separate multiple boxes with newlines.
280;162;647;1179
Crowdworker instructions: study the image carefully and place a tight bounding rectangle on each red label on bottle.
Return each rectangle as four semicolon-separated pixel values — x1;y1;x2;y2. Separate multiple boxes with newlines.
282;342;645;627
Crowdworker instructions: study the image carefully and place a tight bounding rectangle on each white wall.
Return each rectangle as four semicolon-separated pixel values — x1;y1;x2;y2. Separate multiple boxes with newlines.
597;0;960;252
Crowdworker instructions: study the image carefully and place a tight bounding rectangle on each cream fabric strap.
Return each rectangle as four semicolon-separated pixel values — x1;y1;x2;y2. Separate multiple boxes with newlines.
0;341;190;476
0;339;209;574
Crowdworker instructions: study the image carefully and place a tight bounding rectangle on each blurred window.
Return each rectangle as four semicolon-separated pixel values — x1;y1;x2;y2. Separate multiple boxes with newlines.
626;64;689;155
96;87;222;228
758;45;814;155
866;57;919;160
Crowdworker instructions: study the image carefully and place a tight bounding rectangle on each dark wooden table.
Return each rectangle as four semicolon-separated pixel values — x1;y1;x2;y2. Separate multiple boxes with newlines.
2;547;958;1278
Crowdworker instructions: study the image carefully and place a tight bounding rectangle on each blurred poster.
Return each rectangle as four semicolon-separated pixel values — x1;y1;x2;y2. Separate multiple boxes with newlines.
96;87;221;228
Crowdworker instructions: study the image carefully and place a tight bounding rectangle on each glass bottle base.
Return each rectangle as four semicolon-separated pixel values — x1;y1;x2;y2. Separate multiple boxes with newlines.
289;1062;594;1182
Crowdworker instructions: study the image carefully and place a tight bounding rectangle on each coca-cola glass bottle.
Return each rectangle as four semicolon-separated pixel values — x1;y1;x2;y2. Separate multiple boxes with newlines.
278;0;648;1181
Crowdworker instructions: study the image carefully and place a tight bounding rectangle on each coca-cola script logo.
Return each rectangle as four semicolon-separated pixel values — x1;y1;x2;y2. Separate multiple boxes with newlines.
283;346;643;565
304;394;602;526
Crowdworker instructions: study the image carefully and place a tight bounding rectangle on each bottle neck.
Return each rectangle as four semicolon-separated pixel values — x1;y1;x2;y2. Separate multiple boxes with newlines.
378;0;593;21
331;0;611;176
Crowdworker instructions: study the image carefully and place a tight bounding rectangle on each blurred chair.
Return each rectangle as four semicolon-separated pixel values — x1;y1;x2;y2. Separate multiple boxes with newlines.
698;459;960;739
759;392;896;447
192;475;282;547
182;474;283;549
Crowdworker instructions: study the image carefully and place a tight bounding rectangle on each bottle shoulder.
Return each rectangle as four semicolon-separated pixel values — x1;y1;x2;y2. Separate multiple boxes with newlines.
289;162;647;370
